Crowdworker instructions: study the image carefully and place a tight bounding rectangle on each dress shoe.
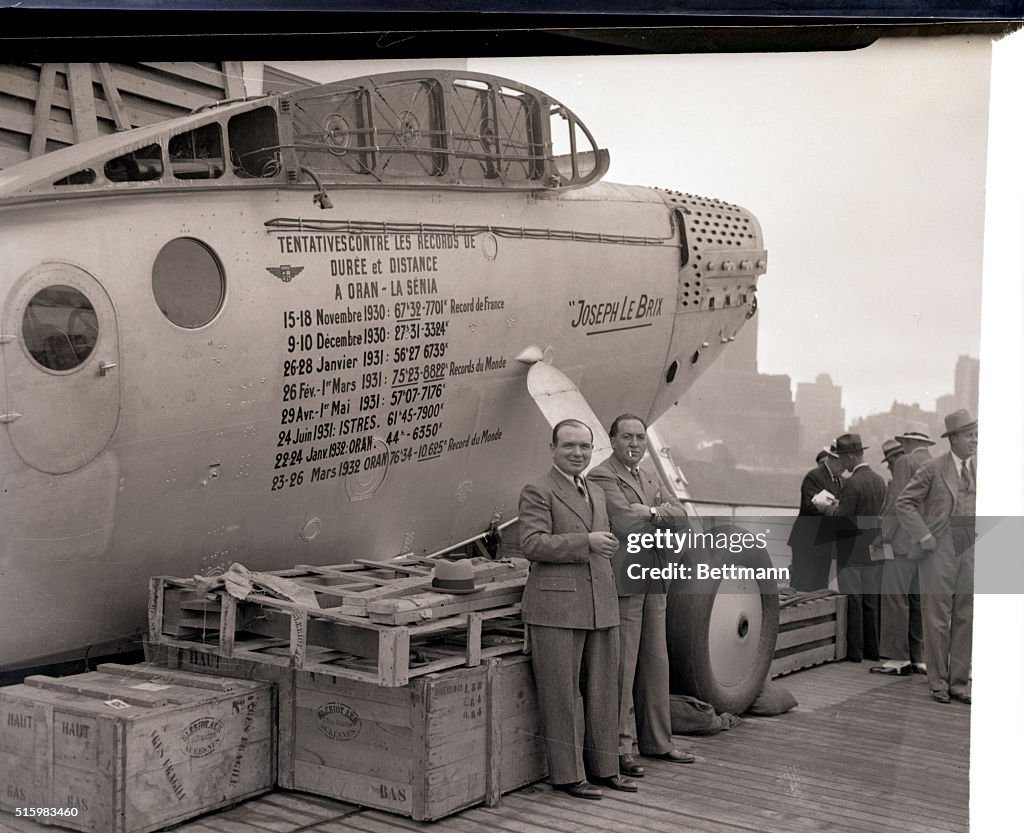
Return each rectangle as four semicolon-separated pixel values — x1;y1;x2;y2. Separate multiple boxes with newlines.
951;692;972;705
869;663;912;676
912;663;928;675
619;754;645;777
642;748;696;764
846;657;862;663
554;780;603;800
931;690;951;704
591;774;638;793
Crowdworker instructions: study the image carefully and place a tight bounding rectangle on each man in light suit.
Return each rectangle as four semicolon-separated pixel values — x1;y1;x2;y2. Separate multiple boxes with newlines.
787;445;845;591
589;414;695;780
896;409;977;705
519;418;637;799
873;425;934;676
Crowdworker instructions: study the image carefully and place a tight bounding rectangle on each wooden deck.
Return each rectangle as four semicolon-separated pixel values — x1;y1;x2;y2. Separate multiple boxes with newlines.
1;660;969;833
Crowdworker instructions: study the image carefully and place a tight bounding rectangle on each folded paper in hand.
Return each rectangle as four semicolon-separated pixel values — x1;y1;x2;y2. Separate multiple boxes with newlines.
869;540;895;561
811;489;838;511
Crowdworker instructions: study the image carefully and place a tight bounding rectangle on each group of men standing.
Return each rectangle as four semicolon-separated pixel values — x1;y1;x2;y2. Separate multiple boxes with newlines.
517;414;693;800
515;406;977;799
787;409;977;705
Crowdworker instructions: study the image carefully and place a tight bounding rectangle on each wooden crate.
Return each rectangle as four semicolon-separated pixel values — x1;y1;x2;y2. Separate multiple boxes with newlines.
770;594;848;677
150;575;527;687
149;644;296;797
151;646;545;819
284;654;546;821
0;664;273;833
488;654;547;802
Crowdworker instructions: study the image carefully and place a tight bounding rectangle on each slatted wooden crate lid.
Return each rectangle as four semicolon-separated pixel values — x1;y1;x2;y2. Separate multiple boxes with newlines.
150;557;529;686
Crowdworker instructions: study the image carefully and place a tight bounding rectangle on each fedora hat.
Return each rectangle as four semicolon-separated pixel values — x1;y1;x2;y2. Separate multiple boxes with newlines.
895;421;935;445
834;433;869;454
881;439;905;464
941;408;977;438
431;559;478;594
815;446;839;464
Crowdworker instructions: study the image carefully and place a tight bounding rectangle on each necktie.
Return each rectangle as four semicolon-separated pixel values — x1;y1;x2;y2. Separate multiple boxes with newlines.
961;459;974;492
631;468;641;484
574;476;588;500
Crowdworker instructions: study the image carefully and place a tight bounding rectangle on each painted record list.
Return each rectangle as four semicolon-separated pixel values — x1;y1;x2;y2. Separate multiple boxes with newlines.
270;230;507;493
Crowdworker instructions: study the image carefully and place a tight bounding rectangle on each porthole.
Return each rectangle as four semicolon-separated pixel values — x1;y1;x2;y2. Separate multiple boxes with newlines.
152;238;226;328
666;360;679;383
22;284;98;371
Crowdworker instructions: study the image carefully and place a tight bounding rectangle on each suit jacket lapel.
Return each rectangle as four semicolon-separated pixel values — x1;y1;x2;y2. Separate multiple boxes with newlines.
548;468;593;528
939;452;958;502
609;456;645;503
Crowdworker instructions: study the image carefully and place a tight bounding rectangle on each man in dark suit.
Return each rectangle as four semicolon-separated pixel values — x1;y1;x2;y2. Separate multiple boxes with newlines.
518;418;637;799
873;425;934;676
896;409;976;705
589;414;695;780
787;446;845;591
829;433;886;662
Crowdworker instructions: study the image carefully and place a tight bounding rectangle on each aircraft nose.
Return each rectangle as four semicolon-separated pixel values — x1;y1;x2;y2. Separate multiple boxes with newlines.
645;191;767;423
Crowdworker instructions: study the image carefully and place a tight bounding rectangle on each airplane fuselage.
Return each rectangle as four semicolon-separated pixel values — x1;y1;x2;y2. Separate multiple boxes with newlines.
0;71;764;669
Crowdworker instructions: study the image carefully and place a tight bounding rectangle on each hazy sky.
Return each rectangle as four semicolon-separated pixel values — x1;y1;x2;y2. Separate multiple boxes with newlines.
266;37;990;421
473;41;991;421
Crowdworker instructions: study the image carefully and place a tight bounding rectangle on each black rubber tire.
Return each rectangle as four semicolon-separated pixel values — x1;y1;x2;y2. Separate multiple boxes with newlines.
666;523;780;714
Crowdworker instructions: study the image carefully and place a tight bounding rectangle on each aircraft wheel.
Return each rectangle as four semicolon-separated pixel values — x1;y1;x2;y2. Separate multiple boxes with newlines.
666;524;779;714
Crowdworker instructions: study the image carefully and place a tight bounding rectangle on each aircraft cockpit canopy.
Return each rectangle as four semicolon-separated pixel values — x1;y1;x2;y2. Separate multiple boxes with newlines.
0;70;610;201
280;71;609;190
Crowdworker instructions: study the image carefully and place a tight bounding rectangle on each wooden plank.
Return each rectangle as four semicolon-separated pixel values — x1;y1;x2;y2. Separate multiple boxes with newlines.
353;559;431;576
0;144;30;169
97;62;132;130
137;61;234;92
65;63;99;142
28;63;56;157
771;643;838;677
778;595;838;624
2;105;77;146
380;627;411;686
219;591;238;655
368;586;525;626
775;621;837;651
484;660;501;808
108;64;225;112
834;592;848;659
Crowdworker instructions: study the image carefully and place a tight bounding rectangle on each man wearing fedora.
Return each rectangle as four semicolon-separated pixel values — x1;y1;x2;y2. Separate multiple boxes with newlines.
787;444;845;592
873;425;934;676
518;418;636;799
880;438;905;474
589;413;695;781
829;433;886;662
896;409;977;704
